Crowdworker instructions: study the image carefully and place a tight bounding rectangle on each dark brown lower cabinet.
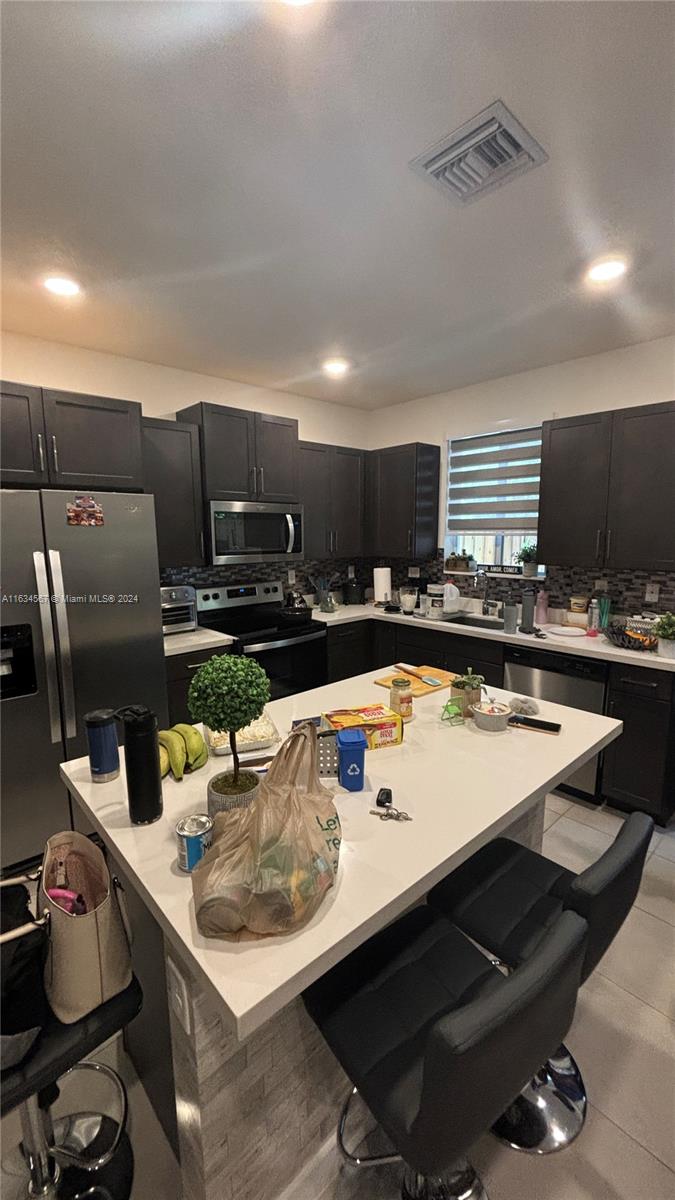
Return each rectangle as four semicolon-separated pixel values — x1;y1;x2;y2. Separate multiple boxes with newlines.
602;667;675;824
165;646;230;726
327;623;371;683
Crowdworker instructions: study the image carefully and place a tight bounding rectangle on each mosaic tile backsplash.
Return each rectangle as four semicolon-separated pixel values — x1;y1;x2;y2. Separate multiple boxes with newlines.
161;552;675;615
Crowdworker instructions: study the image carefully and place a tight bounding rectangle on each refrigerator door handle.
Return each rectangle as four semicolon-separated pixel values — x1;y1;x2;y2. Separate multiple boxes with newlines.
49;549;77;739
33;551;62;745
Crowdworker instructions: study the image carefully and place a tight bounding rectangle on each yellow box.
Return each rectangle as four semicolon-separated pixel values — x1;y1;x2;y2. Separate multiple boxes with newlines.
322;705;403;749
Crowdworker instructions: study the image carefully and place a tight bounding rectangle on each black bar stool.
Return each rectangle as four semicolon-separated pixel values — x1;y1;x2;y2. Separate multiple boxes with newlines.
304;905;587;1200
1;977;142;1199
427;810;653;1154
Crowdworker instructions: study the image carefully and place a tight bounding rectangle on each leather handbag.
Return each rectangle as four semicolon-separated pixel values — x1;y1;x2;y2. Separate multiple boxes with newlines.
40;831;132;1024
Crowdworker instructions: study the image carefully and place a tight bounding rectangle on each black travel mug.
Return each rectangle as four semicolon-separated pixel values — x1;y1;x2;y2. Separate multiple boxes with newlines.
116;705;163;825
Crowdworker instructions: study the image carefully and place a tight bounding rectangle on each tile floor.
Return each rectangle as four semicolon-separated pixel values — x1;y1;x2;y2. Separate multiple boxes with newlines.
2;795;674;1199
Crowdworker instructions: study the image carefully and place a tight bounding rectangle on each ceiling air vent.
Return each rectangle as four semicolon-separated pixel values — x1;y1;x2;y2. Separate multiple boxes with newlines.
410;100;548;205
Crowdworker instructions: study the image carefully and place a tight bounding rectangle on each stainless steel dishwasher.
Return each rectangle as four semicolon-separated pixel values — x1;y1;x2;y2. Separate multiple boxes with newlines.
503;646;608;799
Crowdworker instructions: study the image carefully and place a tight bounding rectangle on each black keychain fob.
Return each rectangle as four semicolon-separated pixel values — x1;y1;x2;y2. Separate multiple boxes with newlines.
376;788;393;808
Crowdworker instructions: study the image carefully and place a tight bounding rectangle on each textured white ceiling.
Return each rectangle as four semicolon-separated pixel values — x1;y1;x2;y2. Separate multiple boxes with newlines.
2;1;674;409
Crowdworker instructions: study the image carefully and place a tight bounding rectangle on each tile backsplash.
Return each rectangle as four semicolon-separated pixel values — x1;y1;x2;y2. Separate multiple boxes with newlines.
162;552;675;616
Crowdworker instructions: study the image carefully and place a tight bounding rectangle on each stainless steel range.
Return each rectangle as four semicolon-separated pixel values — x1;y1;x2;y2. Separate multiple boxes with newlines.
196;580;326;699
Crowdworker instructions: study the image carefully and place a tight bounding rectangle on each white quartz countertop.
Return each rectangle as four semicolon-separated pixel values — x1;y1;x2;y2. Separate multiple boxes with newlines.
163;628;235;657
312;605;675;672
61;672;621;1041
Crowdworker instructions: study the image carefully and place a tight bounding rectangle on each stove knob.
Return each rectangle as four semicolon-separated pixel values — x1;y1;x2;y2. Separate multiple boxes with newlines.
170;591;177;601
203;593;211;602
212;592;220;600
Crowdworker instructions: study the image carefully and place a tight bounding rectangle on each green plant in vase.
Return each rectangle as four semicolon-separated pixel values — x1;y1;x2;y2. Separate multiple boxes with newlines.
514;542;539;577
653;612;675;660
188;654;271;809
451;666;486;716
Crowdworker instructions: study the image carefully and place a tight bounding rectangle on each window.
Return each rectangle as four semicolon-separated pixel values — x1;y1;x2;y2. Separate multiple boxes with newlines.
445;427;542;569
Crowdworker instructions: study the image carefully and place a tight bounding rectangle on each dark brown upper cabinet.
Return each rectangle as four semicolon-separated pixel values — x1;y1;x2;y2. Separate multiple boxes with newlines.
1;380;49;486
177;403;298;503
368;443;441;559
41;389;143;490
1;383;143;491
538;401;675;570
298;442;365;560
538;412;612;568
605;403;675;570
142;418;205;569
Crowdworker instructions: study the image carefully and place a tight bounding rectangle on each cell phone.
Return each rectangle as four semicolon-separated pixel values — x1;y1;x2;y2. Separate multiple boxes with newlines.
508;715;561;735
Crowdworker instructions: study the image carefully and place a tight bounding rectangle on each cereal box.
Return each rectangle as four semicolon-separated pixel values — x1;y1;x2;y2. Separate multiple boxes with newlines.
322;705;403;749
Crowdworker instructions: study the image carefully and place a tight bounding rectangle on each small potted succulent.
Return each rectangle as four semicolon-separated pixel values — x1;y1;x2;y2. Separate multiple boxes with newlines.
515;542;539;578
188;654;271;813
653;612;675;660
451;666;486;717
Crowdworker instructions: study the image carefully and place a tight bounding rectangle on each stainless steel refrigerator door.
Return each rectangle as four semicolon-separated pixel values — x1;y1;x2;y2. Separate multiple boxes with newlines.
40;490;169;760
503;660;605;797
1;491;71;867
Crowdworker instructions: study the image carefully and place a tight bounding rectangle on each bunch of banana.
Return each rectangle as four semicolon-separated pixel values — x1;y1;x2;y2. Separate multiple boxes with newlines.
158;724;208;781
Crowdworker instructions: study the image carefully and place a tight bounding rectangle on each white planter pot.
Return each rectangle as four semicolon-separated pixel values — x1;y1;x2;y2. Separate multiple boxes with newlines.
521;563;538;578
657;638;675;660
207;770;259;817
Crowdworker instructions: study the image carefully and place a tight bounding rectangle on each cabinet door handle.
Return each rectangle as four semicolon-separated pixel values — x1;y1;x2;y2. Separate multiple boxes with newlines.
618;677;658;689
199;530;205;560
606;528;612;560
407;528;412;553
259;465;265;494
250;466;257;494
595;528;602;560
37;433;45;473
334;530;338;553
51;435;59;474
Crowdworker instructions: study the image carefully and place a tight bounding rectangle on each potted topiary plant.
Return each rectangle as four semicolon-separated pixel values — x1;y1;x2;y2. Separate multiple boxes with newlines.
515;542;539;578
653;612;675;660
188;654;271;813
451;666;486;717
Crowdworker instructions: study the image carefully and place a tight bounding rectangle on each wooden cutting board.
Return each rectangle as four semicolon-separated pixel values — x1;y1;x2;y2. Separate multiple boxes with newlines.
374;666;458;697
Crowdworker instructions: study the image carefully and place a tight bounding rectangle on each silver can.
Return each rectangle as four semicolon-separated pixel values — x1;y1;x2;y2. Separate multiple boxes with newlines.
176;813;214;873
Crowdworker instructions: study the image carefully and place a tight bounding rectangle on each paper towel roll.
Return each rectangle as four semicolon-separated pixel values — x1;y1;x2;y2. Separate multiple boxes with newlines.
373;567;392;603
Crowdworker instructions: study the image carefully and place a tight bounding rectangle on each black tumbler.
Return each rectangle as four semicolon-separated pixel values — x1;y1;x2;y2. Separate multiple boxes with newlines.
116;705;163;825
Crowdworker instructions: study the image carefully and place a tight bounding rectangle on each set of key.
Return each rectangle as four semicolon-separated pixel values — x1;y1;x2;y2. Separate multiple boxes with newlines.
369;788;413;821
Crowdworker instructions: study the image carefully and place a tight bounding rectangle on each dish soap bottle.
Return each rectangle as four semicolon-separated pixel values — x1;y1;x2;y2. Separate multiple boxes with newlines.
535;587;549;627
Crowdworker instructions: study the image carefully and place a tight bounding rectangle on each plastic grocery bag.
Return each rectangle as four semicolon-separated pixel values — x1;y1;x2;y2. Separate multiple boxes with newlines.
191;722;341;938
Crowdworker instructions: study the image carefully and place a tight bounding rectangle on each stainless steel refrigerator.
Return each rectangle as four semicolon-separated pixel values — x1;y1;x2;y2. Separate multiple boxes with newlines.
1;489;169;869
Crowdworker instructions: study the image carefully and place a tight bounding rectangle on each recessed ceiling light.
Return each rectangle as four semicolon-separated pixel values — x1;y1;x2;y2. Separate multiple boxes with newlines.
322;358;351;378
280;0;313;7
585;257;628;284
43;276;81;297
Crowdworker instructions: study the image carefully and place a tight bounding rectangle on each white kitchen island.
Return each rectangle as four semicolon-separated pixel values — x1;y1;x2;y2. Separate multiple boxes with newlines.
61;671;621;1200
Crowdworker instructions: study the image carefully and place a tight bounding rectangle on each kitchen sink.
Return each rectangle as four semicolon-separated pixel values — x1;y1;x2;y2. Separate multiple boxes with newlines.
448;613;505;631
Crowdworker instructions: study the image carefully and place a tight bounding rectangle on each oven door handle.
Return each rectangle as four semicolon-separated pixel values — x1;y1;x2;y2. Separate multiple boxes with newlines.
242;630;326;654
286;513;295;554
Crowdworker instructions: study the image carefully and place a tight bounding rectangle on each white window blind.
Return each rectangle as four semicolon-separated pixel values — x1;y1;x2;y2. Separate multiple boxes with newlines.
447;427;541;534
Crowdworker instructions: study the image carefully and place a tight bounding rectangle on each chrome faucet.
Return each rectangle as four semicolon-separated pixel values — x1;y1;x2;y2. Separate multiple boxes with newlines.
474;570;500;617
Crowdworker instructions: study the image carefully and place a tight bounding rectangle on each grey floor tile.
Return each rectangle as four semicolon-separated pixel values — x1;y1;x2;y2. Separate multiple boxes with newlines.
543;807;561;832
545;792;573;816
634;853;675;927
564;800;626;837
653;827;675;863
472;1101;675;1200
596;905;675;1019
542;816;613;873
567;972;675;1170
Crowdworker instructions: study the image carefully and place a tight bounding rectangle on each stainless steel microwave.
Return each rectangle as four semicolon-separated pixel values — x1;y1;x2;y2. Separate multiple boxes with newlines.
209;501;304;566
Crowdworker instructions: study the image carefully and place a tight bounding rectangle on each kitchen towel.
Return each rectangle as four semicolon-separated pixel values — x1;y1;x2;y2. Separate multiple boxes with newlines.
373;567;392;603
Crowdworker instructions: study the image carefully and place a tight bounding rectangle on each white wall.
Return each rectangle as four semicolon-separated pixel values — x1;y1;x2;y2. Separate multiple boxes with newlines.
366;335;675;543
0;331;371;448
3;330;673;546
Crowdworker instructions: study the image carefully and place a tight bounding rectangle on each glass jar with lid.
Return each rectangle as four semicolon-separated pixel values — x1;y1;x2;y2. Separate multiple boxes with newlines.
389;676;414;722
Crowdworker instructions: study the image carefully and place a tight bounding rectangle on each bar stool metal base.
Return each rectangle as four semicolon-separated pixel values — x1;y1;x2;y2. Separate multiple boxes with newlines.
337;1086;402;1168
402;1160;488;1200
491;1043;587;1154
